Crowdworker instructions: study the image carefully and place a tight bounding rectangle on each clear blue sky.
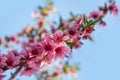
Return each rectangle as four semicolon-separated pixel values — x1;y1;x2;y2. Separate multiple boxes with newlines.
0;0;120;80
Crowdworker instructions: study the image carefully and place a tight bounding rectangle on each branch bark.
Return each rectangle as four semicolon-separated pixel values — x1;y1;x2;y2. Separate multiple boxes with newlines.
9;65;23;80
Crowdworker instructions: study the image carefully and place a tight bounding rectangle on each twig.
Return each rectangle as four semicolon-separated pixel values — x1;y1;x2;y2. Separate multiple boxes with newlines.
9;65;23;80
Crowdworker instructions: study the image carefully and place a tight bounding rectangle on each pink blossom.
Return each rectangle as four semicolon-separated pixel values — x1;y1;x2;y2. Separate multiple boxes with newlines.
6;51;20;69
42;39;54;54
99;21;106;28
10;36;17;42
69;29;78;36
60;22;70;28
20;47;42;69
0;69;3;74
51;30;69;43
74;16;83;29
54;45;71;59
72;40;82;49
99;6;108;16
68;28;80;40
50;22;56;33
20;55;42;76
38;17;45;27
20;49;31;62
90;11;102;20
81;27;94;39
11;50;20;57
31;11;40;19
109;4;118;16
20;66;38;76
42;53;54;65
0;75;5;80
0;54;7;68
26;43;43;56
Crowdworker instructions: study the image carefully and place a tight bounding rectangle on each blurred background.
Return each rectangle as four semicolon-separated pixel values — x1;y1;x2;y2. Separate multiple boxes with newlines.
0;0;120;80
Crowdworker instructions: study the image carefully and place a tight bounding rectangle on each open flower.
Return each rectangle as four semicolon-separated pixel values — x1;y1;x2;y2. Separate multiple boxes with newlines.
27;43;43;56
6;51;20;69
90;11;102;20
109;4;118;16
54;45;71;59
67;28;80;40
0;54;7;69
20;49;31;61
51;30;69;44
42;39;54;54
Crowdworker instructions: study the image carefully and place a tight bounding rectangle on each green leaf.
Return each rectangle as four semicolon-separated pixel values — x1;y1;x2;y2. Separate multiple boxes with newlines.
59;15;63;24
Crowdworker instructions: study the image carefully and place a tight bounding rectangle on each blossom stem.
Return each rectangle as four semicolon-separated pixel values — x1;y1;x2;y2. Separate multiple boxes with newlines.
9;65;23;80
8;54;48;80
85;16;103;28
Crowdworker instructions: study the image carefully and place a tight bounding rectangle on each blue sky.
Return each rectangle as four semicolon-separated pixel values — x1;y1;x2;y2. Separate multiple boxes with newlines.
0;0;120;80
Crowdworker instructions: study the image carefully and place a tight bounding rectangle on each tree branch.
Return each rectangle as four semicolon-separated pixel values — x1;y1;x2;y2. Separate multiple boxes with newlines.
9;65;23;80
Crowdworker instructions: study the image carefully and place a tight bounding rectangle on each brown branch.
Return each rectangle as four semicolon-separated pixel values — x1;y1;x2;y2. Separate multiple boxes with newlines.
9;65;23;80
8;54;48;80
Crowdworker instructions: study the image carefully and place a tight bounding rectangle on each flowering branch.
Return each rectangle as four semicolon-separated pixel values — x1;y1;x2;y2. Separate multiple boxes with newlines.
0;0;118;80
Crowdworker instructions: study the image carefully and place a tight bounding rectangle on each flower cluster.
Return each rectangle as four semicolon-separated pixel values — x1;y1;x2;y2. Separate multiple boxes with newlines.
0;30;71;78
0;0;118;80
